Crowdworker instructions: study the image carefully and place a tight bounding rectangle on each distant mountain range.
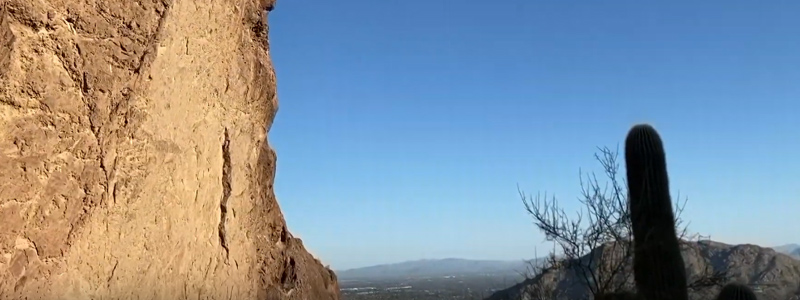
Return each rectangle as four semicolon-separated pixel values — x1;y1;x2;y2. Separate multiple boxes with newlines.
336;242;800;297
773;243;800;257
337;243;800;281
336;258;543;280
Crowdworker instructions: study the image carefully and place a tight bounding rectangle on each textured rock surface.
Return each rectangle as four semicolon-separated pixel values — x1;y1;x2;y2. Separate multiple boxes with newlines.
0;0;339;299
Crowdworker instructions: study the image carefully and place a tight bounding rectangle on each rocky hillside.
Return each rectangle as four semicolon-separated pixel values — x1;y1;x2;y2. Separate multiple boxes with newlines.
486;241;800;300
0;0;338;299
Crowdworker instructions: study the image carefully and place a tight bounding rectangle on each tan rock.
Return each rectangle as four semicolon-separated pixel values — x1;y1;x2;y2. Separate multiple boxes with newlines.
0;0;339;299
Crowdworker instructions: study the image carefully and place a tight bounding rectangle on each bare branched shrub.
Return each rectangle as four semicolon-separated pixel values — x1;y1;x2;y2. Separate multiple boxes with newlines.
516;250;563;300
516;249;559;300
519;147;728;299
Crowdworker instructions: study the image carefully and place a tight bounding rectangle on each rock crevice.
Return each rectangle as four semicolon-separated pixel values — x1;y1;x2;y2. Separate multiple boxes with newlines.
219;128;231;259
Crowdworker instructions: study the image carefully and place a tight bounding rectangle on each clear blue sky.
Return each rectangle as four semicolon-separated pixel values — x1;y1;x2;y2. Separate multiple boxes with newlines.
268;0;800;270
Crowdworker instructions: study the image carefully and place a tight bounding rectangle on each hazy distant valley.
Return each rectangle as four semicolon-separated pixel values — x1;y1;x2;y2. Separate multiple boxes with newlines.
338;258;532;300
339;242;800;300
775;244;800;258
338;258;537;280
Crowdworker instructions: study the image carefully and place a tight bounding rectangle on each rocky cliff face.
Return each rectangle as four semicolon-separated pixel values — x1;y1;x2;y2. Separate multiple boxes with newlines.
0;0;339;299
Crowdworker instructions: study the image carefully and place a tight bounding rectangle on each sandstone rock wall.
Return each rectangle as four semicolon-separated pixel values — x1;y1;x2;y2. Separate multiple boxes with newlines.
0;0;338;299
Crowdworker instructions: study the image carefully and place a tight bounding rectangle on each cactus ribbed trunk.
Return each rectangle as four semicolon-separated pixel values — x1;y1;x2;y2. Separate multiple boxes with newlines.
624;124;689;300
623;124;759;300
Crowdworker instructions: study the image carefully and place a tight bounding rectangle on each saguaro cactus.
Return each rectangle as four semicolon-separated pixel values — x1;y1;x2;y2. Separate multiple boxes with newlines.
622;124;758;300
624;124;689;300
